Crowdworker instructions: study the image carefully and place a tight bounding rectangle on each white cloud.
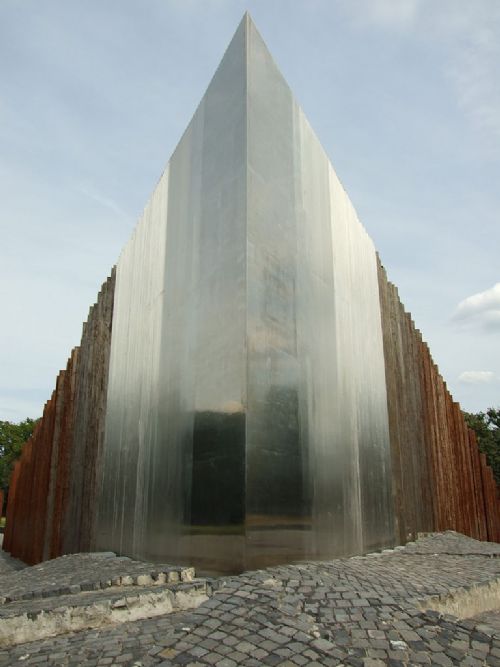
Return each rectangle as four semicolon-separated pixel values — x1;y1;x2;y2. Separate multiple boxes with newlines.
339;0;421;30
416;1;500;153
446;20;500;150
453;283;500;331
340;0;500;151
458;371;495;385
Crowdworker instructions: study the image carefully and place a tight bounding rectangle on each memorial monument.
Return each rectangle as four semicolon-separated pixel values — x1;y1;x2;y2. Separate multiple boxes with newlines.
4;15;499;572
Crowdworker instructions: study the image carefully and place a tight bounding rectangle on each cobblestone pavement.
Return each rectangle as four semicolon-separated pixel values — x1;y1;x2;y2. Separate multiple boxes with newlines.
0;551;195;603
0;532;499;666
470;613;500;636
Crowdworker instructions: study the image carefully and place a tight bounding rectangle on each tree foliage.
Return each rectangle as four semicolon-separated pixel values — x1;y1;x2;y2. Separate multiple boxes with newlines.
463;407;500;488
0;418;39;491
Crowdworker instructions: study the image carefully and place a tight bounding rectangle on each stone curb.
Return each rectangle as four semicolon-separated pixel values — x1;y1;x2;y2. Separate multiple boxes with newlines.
0;580;212;647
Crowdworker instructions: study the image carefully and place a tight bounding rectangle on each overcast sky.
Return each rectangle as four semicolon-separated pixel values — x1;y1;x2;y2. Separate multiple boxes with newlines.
1;0;499;422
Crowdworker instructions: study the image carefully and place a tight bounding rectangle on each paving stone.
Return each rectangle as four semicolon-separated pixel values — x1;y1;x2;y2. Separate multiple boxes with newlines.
262;655;283;666
311;637;335;652
409;651;431;663
0;532;499;666
430;652;453;666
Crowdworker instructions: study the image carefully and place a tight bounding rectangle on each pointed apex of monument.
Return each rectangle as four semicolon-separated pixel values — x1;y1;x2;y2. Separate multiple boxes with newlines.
241;10;253;25
234;10;263;45
242;10;265;38
232;10;257;47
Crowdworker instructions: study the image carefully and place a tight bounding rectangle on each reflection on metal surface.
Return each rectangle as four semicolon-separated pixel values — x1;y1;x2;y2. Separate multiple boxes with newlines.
95;14;395;572
96;18;248;572
5;14;499;571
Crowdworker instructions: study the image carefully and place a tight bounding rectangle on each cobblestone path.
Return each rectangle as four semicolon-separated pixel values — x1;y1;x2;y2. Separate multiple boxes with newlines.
0;532;499;666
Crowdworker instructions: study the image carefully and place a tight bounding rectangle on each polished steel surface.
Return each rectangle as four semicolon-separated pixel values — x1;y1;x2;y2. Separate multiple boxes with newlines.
245;19;394;567
96;19;248;571
96;14;395;572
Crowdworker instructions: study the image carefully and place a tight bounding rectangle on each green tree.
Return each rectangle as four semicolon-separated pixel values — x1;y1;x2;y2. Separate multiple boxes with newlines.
0;418;39;491
463;407;500;488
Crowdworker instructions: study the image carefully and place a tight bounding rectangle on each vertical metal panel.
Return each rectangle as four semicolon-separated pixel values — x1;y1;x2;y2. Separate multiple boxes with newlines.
327;168;395;554
96;19;248;572
95;169;170;558
154;17;247;569
245;18;307;566
245;18;395;568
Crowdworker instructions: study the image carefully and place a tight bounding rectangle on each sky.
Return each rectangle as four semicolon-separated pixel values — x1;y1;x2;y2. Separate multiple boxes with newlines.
1;0;499;422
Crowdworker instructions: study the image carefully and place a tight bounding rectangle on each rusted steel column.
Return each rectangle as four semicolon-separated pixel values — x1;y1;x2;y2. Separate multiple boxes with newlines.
480;453;500;542
62;270;115;555
14;439;34;562
468;429;488;540
26;390;57;564
377;259;435;543
47;348;79;559
2;273;115;565
377;258;498;545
